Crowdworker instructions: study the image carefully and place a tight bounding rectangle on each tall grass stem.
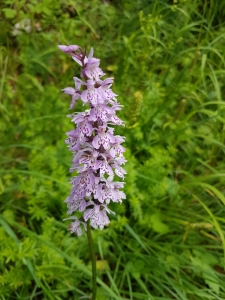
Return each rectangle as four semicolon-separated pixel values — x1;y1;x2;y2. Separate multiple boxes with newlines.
87;220;97;300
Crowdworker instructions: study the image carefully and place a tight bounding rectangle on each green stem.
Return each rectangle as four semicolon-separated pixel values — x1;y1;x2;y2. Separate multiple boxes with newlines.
87;220;97;300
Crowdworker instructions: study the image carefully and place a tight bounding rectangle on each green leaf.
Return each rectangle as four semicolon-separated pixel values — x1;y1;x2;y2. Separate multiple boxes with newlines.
150;213;169;234
163;177;180;198
0;216;124;300
205;278;220;294
2;8;16;19
124;224;150;254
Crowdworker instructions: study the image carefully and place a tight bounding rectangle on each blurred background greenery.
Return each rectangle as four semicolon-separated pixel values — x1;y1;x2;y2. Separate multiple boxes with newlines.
1;0;225;299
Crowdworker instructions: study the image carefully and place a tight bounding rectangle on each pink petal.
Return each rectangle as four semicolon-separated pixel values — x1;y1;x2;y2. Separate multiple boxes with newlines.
62;87;75;95
72;56;82;66
88;47;94;60
81;90;88;103
92;135;101;149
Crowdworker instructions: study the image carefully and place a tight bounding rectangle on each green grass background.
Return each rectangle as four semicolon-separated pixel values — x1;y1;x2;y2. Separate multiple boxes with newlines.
1;0;225;299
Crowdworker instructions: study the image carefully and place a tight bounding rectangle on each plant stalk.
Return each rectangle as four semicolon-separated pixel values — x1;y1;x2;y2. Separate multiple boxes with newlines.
87;220;97;300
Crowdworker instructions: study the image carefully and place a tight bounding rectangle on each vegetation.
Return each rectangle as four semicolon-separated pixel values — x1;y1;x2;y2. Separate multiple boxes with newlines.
1;0;225;299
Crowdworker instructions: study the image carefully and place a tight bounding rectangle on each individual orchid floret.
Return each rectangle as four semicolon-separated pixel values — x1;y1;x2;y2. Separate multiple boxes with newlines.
92;126;115;150
61;77;84;109
82;48;105;80
89;104;113;122
98;78;118;103
58;44;84;66
62;88;80;109
81;80;103;105
63;216;87;236
109;137;126;158
59;44;126;235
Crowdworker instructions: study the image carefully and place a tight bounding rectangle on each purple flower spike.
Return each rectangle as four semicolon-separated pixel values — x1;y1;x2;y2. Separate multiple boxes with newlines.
59;44;126;235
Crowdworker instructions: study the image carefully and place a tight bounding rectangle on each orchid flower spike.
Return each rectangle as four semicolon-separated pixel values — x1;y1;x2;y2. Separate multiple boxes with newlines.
59;44;126;235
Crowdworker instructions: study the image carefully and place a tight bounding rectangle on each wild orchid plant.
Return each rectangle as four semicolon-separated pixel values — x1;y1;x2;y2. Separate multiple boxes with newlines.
58;44;126;299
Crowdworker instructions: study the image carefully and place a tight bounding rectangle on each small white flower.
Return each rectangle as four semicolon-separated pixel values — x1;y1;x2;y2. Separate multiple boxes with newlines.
12;19;31;36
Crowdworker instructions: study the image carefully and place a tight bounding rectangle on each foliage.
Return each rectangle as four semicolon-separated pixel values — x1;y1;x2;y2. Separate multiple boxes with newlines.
1;0;225;299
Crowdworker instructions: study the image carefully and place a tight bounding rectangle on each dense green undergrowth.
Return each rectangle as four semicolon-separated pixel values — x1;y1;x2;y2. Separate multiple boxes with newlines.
1;0;225;299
